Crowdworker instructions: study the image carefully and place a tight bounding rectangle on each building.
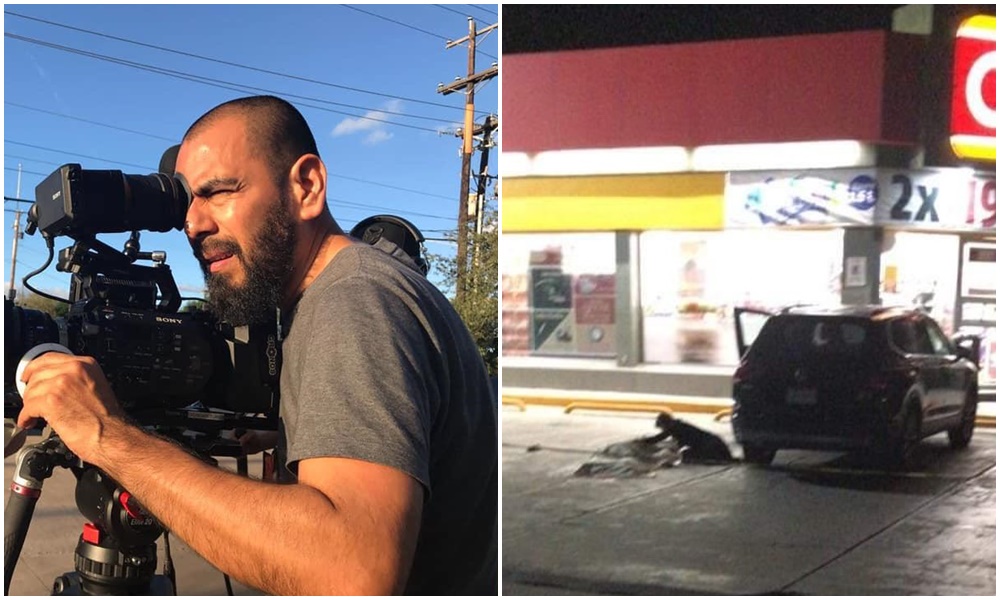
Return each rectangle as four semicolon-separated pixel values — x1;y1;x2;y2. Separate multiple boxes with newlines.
501;6;996;401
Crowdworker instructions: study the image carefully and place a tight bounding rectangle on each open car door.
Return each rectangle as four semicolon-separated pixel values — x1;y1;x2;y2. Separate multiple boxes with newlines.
734;307;776;359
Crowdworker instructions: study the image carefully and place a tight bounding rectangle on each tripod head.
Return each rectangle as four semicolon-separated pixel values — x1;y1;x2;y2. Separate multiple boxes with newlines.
5;433;172;595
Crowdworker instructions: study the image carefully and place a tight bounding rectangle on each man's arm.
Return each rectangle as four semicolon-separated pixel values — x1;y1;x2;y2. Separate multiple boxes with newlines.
102;421;423;595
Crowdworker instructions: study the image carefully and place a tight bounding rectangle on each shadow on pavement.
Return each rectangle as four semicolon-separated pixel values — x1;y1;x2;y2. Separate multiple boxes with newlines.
503;569;806;596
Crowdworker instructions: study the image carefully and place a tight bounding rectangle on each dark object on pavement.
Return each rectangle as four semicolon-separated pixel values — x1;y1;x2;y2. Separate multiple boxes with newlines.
731;305;980;467
652;412;735;463
574;433;681;478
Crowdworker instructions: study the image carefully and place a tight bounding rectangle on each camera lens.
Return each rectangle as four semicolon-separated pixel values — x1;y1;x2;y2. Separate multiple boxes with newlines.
33;165;192;238
4;298;60;388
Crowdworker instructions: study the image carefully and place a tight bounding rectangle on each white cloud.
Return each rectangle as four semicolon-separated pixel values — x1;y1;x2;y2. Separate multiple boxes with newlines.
332;99;402;145
364;130;393;145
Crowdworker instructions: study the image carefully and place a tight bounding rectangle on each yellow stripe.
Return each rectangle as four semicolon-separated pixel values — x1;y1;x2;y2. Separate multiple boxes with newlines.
502;174;725;232
951;135;997;161
957;15;996;39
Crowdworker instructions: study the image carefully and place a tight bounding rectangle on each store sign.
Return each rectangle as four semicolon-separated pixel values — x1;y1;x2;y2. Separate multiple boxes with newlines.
875;170;996;230
725;169;877;227
728;169;995;231
950;15;996;161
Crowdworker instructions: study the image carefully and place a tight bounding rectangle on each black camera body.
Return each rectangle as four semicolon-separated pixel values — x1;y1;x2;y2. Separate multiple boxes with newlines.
6;163;280;435
6;299;279;418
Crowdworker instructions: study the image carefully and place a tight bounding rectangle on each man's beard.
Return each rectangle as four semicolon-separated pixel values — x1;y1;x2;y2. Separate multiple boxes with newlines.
197;200;296;325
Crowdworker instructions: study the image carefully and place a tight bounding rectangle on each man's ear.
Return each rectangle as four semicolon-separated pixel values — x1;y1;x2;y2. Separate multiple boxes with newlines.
288;154;327;221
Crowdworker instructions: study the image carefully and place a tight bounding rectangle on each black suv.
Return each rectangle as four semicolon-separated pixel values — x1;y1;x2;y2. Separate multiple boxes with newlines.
731;306;980;466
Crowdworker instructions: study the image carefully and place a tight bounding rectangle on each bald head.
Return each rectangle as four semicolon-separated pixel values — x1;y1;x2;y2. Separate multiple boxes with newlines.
183;95;319;188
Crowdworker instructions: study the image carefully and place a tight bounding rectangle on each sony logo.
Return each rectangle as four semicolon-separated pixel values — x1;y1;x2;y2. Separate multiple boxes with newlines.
155;316;184;325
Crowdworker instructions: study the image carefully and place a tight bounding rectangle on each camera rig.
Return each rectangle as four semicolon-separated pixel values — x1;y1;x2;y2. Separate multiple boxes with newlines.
5;162;280;595
4;160;435;595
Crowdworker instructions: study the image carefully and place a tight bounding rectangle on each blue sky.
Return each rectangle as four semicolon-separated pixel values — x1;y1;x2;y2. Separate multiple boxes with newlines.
3;3;499;301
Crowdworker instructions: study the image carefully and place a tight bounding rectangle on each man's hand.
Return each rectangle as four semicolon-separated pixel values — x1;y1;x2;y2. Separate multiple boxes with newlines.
18;353;126;466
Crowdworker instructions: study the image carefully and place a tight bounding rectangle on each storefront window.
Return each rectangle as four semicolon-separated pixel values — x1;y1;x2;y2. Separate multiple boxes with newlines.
640;229;843;365
880;231;959;334
501;233;617;357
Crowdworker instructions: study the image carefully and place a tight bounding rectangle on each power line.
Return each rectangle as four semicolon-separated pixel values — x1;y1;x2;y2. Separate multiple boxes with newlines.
5;140;156;171
434;4;473;18
5;102;177;142
343;5;496;61
5;141;460;203
4;9;476;115
5;33;451;133
4;167;51;178
327;173;454;201
343;5;449;41
4;153;63;167
328;196;453;221
466;5;498;17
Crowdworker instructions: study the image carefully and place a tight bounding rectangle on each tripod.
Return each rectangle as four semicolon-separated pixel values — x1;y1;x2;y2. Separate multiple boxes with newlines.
4;434;175;595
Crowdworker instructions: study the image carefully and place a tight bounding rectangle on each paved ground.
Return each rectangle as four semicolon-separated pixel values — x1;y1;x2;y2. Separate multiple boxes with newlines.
4;436;265;596
503;406;997;596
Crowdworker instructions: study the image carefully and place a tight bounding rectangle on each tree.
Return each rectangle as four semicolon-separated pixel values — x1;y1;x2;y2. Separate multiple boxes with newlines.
15;291;71;319
429;199;498;375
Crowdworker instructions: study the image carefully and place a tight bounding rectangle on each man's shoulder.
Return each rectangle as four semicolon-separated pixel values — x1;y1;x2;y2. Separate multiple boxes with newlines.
290;243;453;330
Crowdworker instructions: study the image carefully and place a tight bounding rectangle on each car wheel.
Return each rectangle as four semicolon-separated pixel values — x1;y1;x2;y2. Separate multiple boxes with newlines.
888;406;921;468
948;391;977;450
742;445;776;465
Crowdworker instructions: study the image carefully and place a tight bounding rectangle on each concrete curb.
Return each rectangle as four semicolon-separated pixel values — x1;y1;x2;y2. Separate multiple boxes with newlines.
501;391;996;429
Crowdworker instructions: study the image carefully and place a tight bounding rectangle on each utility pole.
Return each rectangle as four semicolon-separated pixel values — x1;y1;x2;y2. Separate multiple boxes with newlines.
7;164;24;301
438;17;498;304
473;114;498;236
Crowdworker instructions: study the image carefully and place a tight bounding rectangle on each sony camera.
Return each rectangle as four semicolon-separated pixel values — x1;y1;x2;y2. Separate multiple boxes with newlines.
5;163;280;436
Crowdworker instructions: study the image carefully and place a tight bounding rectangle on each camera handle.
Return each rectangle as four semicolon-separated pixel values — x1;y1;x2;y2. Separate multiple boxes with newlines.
4;435;77;595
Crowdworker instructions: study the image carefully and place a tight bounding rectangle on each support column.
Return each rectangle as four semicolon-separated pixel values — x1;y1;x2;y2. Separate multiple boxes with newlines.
615;231;643;366
841;227;883;305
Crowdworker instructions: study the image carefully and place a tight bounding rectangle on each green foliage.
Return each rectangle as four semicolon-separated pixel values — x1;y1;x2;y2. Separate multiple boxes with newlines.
428;201;498;375
15;291;70;319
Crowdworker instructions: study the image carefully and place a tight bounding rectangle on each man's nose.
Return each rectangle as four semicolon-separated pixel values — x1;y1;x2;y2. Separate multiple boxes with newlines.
184;200;216;240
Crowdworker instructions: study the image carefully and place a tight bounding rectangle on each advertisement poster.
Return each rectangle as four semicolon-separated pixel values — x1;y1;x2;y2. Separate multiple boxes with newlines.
501;273;530;355
527;269;617;356
529;267;574;353
874;170;995;231
726;169;877;227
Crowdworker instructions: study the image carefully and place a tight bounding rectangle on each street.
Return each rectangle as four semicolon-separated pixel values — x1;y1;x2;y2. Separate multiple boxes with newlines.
503;406;996;595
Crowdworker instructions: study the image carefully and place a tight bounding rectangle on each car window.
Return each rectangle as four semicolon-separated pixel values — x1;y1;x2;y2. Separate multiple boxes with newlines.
889;319;920;354
777;317;869;355
923;319;954;356
912;321;936;355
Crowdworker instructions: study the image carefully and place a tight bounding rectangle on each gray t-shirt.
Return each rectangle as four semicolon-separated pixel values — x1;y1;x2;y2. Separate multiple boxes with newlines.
277;242;497;595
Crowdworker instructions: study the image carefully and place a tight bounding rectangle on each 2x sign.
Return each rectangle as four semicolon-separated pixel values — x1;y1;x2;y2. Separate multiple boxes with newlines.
880;172;996;229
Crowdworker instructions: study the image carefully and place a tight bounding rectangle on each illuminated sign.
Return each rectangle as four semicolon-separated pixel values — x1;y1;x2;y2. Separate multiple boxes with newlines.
950;15;996;161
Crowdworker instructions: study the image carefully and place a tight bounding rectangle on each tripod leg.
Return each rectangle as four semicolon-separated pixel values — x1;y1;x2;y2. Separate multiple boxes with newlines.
4;479;41;594
4;437;75;595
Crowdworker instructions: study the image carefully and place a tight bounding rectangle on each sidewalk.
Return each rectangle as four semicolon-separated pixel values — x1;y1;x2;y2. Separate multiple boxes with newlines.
501;386;996;428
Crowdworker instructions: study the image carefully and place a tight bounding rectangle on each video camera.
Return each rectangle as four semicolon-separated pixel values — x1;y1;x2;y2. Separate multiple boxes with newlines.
5;162;280;440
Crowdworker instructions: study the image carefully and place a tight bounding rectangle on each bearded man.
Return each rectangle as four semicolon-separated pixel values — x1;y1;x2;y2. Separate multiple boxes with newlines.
16;95;498;595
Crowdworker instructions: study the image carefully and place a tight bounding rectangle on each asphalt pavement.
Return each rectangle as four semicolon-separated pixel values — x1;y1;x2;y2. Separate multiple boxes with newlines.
502;406;997;596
